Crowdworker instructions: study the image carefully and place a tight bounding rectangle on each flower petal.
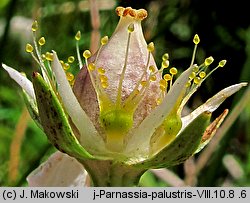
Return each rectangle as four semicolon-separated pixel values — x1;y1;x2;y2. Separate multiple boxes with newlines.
125;66;193;156
51;51;106;153
27;151;88;186
2;64;35;100
181;83;247;130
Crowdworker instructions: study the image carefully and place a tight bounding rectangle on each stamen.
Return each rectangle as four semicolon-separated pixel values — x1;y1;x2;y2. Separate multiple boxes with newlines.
94;36;109;64
116;23;134;108
190;34;200;67
75;31;83;68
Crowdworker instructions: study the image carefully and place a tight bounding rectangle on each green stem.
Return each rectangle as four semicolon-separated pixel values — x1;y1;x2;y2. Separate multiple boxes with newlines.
80;159;145;186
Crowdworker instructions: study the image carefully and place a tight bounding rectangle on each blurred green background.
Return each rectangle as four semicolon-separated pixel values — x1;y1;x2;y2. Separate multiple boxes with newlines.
0;0;249;186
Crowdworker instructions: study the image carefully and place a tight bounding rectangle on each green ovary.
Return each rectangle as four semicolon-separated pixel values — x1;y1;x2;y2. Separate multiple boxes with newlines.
100;109;133;152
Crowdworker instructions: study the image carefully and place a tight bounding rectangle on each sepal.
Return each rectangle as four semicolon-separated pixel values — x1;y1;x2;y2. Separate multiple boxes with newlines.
32;72;94;160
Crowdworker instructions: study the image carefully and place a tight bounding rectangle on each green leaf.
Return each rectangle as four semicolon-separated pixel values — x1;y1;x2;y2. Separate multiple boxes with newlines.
32;72;94;160
133;111;211;169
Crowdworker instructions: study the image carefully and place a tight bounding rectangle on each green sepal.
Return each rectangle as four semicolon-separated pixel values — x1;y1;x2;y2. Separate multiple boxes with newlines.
133;111;211;169
32;72;94;160
22;90;42;129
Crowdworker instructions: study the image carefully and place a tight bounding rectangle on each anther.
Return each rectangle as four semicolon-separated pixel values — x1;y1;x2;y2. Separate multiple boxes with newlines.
88;63;96;71
163;74;172;81
83;50;91;59
101;36;109;45
193;34;200;45
170;67;178;75
199;71;206;78
66;72;74;82
149;65;156;73
26;43;34;53
98;67;105;75
63;63;70;70
219;60;227;67
159;79;167;87
99;75;108;82
194;77;201;84
68;56;75;63
147;42;155;52
162;60;169;69
32;21;38;32
75;31;81;41
45;52;53;61
150;75;156;81
193;64;199;72
38;37;46;46
140;81;147;86
189;72;196;79
101;81;109;89
162;53;169;61
205;56;214;66
41;54;46;61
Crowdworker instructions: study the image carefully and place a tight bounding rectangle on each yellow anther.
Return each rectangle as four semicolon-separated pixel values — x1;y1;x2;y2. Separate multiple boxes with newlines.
219;60;227;67
101;36;109;45
193;64;199;72
156;98;163;105
63;63;70;70
170;67;178;75
140;81;147;86
68;56;75;63
98;67;105;75
45;52;53;61
88;63;96;71
32;20;38;32
159;79;167;87
25;43;33;53
160;85;166;91
101;81;109;89
162;53;169;61
41;54;46;61
83;50;91;59
161;60;169;69
205;56;214;66
186;81;192;87
194;77;201;84
163;74;172;81
38;37;46;46
66;72;74;82
150;75;157;81
199;71;206;78
99;75;108;82
75;31;81;41
193;34;200;45
128;23;134;33
149;65;156;73
134;89;140;95
60;60;64;65
189;71;196;79
147;42;155;52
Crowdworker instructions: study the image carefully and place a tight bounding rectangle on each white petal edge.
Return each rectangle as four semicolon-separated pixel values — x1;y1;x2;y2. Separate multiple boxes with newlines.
27;151;88;186
125;66;193;155
181;82;248;131
2;64;35;100
51;51;106;152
